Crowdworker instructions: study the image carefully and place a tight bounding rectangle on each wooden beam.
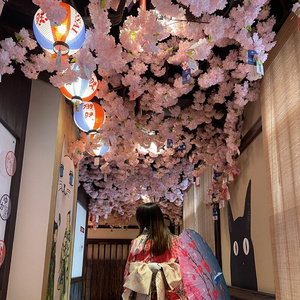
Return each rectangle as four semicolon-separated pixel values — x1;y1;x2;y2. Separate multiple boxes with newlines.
240;117;262;154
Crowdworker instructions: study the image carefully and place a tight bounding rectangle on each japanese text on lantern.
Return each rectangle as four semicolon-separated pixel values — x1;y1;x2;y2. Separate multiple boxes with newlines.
71;13;82;34
83;103;93;110
36;12;48;26
89;78;97;90
83;103;95;122
84;112;94;118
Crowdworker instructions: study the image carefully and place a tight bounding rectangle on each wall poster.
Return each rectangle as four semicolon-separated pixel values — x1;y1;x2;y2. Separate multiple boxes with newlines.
0;122;16;268
46;138;75;300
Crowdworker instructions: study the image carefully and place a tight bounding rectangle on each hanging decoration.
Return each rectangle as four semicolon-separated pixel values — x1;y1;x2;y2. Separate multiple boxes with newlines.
86;132;110;165
0;0;283;226
86;134;109;157
87;138;109;156
73;102;105;132
60;64;99;104
32;2;85;56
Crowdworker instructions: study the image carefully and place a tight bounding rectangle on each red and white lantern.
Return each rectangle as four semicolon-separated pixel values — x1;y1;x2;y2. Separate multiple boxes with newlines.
86;132;110;165
86;132;110;157
60;64;98;103
73;102;105;132
32;3;85;56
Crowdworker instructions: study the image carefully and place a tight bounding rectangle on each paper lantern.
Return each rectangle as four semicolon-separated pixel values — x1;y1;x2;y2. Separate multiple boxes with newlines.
87;133;110;157
74;102;105;132
88;143;110;157
33;3;85;56
86;132;110;165
60;64;98;103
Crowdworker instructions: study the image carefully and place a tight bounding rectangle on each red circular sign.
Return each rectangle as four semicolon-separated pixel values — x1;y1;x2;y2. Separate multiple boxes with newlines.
5;151;16;177
0;240;6;267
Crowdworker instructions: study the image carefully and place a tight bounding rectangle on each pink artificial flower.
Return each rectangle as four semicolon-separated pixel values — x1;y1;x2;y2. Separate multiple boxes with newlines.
198;67;225;89
292;2;300;15
32;0;66;25
0;49;13;75
16;28;37;50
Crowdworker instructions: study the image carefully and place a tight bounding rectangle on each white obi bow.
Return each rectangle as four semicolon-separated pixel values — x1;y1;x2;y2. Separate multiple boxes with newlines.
122;261;182;300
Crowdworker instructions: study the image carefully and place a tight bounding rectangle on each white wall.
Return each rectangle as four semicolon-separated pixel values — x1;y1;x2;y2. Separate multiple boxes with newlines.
7;80;61;300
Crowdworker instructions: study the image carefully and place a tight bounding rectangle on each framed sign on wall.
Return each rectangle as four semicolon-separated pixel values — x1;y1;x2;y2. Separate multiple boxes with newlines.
0;122;16;277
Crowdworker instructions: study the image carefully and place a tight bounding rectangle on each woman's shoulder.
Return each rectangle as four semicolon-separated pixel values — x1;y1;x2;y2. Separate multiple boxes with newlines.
131;233;149;247
129;234;151;258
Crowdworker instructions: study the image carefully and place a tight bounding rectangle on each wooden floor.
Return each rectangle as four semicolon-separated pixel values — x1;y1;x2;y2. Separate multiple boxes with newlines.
228;287;275;300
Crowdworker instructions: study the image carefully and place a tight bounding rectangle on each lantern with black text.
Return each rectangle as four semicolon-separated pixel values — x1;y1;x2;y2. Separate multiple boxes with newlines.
33;3;85;56
74;102;105;132
60;64;98;103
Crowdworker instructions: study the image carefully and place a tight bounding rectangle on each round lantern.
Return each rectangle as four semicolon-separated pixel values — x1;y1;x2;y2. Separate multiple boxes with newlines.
87;133;110;157
88;143;110;157
60;64;98;103
33;3;85;56
74;102;105;132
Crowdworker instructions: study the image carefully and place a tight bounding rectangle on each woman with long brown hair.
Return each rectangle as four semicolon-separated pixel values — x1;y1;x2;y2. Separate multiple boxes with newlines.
122;203;187;300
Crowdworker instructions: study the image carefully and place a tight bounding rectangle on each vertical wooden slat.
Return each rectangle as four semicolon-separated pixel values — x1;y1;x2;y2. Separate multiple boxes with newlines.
97;243;100;299
91;244;95;300
103;244;106;299
100;245;102;300
84;239;132;299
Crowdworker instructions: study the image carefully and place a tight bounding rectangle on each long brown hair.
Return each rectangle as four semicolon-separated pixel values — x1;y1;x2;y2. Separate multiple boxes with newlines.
136;202;171;256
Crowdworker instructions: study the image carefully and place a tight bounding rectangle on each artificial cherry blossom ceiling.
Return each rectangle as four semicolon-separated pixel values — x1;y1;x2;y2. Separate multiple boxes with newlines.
0;0;295;226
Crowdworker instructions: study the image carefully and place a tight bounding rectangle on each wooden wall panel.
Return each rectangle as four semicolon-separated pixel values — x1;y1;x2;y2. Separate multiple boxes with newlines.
84;240;131;300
